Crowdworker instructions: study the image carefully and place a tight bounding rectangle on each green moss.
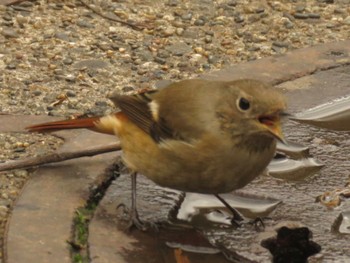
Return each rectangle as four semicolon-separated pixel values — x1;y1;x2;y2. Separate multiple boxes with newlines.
68;162;121;263
72;253;84;263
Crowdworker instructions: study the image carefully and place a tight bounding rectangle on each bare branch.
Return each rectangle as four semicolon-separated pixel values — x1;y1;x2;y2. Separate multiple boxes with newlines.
0;143;121;172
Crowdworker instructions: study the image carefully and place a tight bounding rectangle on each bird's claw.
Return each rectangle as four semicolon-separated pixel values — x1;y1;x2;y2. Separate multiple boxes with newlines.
230;215;268;231
116;203;129;214
126;216;159;232
116;202;159;232
251;217;266;231
230;217;244;228
243;216;269;231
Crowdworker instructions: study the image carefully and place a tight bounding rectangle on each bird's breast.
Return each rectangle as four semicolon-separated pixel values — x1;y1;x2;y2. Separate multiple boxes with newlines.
126;135;276;194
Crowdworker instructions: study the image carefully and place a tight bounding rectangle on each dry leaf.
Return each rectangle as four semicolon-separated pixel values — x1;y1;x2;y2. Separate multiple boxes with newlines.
174;248;191;263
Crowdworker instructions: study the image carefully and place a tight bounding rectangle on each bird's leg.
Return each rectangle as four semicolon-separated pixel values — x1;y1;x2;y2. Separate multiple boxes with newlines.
117;172;147;231
214;194;267;230
214;194;244;227
129;172;146;230
117;172;159;231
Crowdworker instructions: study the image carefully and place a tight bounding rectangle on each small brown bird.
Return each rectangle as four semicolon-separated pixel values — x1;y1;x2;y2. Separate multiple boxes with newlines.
27;79;286;229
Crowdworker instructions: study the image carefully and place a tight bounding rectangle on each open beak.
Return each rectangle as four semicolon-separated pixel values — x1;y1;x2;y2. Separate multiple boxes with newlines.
258;114;286;144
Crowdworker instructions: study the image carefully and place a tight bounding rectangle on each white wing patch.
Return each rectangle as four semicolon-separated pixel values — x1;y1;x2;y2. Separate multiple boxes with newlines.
148;100;160;121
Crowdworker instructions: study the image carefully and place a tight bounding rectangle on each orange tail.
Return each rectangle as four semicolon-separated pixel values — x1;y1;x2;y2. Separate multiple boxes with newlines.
26;116;101;133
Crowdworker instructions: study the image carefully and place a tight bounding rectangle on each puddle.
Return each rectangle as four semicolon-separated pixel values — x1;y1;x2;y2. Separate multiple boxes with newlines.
175;193;281;227
117;224;239;263
291;95;350;131
267;156;324;181
333;211;350;234
276;140;309;159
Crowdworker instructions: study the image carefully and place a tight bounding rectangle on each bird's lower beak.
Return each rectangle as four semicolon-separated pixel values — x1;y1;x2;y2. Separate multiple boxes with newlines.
267;121;286;144
258;115;286;144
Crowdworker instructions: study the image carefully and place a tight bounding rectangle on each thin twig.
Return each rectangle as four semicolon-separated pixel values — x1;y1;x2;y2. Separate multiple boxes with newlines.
0;143;121;172
79;0;147;31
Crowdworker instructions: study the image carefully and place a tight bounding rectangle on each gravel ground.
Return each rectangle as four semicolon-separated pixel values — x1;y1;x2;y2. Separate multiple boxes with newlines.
0;0;350;260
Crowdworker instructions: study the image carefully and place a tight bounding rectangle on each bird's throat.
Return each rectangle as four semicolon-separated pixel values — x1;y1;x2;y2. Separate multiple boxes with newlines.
236;134;276;153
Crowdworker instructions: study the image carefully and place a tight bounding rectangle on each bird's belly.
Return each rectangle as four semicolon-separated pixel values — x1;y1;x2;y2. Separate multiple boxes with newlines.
126;146;274;194
155;158;271;194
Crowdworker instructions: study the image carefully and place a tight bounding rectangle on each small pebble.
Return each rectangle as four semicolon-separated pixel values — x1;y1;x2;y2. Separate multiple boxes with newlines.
122;86;134;92
294;13;309;19
65;75;76;82
63;58;73;65
295;5;306;12
66;90;76;97
255;7;265;13
2;28;19;38
6;63;17;70
284;20;294;29
234;15;245;23
194;19;205;26
202;64;211;69
181;13;192;20
163;27;175;36
343;16;350;25
204;35;212;43
308;13;321;19
326;23;336;28
3;14;13;21
167;0;179;6
0;206;8;216
77;19;94;28
14;170;28;178
227;0;237;7
14;147;26;153
95;101;108;107
154;57;166;65
176;28;184;35
177;62;189;68
32;90;42;96
273;41;289;48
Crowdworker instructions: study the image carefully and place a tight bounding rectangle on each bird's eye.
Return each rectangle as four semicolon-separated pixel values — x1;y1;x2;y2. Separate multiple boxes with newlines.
237;97;250;111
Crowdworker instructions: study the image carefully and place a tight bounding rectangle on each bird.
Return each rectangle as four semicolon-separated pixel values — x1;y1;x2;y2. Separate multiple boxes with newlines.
27;79;287;229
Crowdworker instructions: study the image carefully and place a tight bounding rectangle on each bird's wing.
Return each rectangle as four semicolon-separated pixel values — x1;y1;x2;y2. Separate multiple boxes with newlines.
110;80;219;143
110;90;177;142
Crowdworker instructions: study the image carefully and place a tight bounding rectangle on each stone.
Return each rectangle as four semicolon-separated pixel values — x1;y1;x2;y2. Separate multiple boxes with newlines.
1;28;18;38
294;13;309;19
343;16;350;25
73;59;110;70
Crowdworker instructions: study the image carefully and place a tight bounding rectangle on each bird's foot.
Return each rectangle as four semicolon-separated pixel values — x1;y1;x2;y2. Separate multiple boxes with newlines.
241;216;270;231
125;214;159;232
229;215;244;228
214;194;245;227
117;203;159;232
229;215;268;231
247;217;266;231
218;206;244;227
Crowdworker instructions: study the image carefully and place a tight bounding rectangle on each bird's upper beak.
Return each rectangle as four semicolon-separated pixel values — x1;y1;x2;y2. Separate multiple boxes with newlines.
258;114;286;144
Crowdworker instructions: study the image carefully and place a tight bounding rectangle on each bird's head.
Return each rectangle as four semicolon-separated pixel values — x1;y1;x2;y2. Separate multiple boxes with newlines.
217;79;287;144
